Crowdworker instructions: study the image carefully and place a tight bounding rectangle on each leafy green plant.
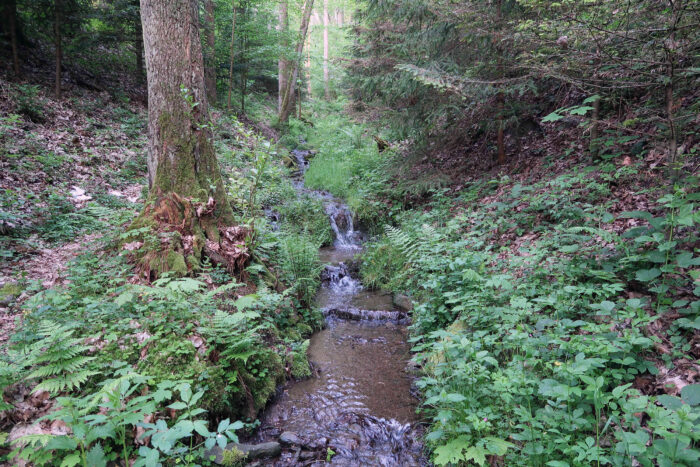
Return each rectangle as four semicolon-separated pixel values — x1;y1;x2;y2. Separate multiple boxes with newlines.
22;321;97;396
280;233;322;305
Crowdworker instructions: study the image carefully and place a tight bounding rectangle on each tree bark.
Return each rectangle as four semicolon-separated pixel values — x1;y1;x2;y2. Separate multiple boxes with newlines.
54;0;62;99
278;0;314;124
277;0;288;113
204;0;217;105
136;0;240;277
227;3;237;110
323;0;329;100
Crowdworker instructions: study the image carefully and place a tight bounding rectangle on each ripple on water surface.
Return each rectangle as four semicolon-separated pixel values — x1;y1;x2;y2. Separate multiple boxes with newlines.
254;318;425;466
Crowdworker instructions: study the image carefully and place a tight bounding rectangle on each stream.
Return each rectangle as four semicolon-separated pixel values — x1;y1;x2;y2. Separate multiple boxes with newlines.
248;149;426;466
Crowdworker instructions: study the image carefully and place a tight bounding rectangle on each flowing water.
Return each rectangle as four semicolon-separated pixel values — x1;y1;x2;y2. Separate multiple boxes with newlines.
250;149;425;466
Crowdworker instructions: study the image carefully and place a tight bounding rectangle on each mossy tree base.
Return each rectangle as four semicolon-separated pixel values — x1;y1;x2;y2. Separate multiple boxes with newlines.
129;192;249;280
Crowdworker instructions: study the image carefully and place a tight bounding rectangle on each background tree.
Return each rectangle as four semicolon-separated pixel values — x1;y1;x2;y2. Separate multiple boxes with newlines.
1;0;21;75
203;0;218;104
278;0;314;123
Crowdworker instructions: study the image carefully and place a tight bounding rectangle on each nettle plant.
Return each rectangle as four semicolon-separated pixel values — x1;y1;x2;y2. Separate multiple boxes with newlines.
12;367;243;467
619;187;700;312
367;174;699;465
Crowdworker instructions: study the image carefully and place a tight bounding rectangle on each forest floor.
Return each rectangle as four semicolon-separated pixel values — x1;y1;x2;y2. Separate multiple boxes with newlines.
0;73;340;465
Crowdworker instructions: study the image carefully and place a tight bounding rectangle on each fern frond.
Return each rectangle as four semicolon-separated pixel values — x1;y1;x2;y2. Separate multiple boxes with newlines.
24;321;95;395
385;225;421;264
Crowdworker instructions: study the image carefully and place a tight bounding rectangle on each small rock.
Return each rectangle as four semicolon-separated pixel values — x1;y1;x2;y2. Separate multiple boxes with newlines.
279;431;303;446
392;293;413;311
205;441;281;464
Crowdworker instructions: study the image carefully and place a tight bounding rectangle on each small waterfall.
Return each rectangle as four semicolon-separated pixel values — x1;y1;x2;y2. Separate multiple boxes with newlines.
326;203;361;249
321;262;362;295
291;149;310;175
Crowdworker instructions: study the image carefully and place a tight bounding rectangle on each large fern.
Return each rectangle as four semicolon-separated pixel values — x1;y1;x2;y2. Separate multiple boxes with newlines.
24;321;96;395
384;224;437;266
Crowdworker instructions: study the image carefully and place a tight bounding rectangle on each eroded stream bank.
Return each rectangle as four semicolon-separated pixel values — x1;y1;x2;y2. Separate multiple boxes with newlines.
248;149;426;466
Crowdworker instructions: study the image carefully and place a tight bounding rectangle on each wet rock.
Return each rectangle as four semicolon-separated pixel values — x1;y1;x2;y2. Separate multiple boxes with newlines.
393;293;413;311
299;450;317;460
305;436;327;450
334;211;349;230
204;441;281;464
321;263;349;283
279;431;303;446
324;308;407;323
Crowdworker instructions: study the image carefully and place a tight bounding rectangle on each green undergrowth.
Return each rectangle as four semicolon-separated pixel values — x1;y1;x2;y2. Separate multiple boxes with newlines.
293;99;399;231
0;94;323;465
360;164;700;465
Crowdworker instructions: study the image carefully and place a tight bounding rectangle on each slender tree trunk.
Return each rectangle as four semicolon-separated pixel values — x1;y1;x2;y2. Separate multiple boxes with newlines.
323;0;330;100
305;33;311;96
137;0;235;263
297;80;302;118
227;4;237;110
204;0;217;105
666;1;679;181
135;35;144;83
277;0;288;112
54;0;62;99
590;95;601;160
496;93;505;164
6;0;20;75
279;0;314;124
241;33;247;113
495;0;505;164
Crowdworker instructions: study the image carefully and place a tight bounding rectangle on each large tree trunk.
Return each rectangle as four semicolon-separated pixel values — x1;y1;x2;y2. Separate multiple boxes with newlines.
323;0;330;100
136;0;244;278
278;0;314;124
204;0;217;105
277;0;288;113
227;3;237;110
54;0;62;99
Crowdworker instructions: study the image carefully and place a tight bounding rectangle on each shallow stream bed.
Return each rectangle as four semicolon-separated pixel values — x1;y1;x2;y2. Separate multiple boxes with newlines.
248;150;426;466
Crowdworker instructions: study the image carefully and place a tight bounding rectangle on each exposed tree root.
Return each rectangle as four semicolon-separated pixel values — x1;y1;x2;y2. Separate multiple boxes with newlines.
126;191;250;280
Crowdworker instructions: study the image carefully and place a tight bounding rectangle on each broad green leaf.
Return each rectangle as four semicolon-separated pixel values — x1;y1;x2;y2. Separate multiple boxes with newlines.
484;437;515;456
464;446;487;466
433;437;468;465
542;111;564;123
636;268;661;282
681;384;700;406
657;394;683;410
60;453;81;467
217;418;231;433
